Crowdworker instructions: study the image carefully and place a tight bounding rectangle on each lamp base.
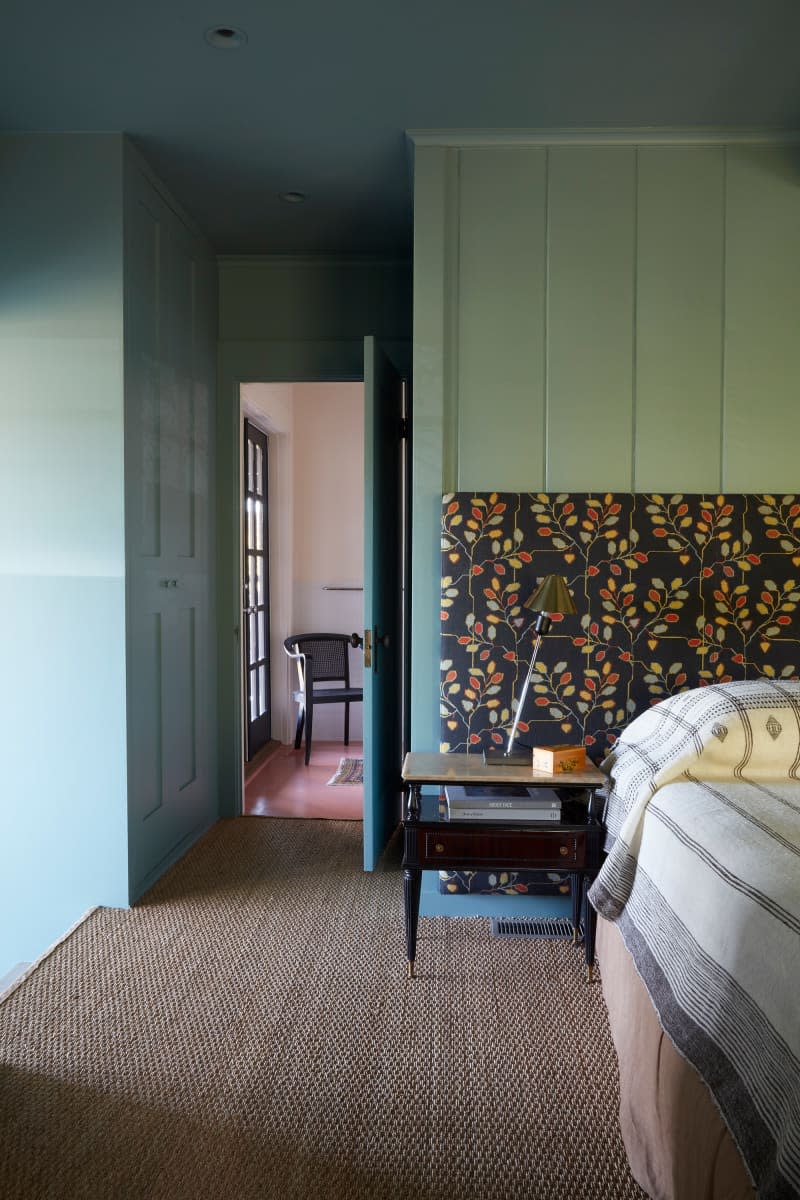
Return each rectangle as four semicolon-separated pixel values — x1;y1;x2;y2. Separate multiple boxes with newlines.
482;745;532;767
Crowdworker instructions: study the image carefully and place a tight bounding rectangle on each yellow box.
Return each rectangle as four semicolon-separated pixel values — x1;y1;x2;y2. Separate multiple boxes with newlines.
531;744;586;774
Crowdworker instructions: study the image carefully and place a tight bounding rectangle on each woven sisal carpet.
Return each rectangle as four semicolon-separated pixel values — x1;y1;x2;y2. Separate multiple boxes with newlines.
0;819;644;1200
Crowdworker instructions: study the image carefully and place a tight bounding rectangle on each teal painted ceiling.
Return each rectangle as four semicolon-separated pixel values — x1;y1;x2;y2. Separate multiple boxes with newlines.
2;0;799;254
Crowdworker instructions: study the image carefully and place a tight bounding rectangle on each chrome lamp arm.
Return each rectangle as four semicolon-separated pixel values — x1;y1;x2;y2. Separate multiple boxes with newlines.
505;611;551;757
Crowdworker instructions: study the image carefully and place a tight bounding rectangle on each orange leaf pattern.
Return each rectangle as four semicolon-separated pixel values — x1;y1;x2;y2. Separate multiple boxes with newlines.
440;492;800;761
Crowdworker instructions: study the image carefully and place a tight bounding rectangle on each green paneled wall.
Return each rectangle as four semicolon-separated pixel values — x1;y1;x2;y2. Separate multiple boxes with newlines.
724;147;800;489
457;149;547;487
0;134;129;973
547;147;636;489
0;134;218;977
410;134;800;753
635;147;725;485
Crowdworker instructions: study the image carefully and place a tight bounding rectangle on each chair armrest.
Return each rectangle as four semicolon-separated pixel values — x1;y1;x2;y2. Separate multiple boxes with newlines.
283;645;314;691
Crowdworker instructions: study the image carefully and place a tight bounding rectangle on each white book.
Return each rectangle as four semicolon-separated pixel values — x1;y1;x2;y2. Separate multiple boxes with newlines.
445;785;561;810
446;805;562;822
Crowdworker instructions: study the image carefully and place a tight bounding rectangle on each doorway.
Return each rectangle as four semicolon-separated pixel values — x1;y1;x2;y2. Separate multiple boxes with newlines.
240;381;366;821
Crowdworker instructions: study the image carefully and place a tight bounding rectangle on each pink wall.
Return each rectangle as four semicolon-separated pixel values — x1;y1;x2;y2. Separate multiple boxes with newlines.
292;383;364;740
241;381;364;745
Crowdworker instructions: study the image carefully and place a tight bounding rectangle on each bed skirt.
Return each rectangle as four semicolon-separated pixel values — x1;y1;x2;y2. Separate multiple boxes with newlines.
597;916;756;1200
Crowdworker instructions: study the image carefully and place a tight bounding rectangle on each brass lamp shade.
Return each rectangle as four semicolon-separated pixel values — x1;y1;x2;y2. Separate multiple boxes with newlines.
523;573;577;616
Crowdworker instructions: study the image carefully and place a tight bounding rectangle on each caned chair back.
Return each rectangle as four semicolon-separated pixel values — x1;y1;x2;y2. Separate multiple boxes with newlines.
284;634;351;688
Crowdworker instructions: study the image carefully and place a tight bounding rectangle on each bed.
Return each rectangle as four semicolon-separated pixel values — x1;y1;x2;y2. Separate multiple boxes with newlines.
588;679;800;1200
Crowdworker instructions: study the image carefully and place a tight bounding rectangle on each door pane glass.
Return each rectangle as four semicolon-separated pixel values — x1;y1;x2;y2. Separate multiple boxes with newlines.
246;497;254;550
249;558;257;608
249;667;257;723
255;499;263;551
255;444;262;496
258;612;265;658
249;613;257;665
256;556;264;606
259;665;267;716
247;439;254;492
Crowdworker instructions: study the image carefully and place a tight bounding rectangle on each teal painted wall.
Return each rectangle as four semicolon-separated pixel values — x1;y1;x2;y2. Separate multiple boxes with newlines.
411;137;800;755
0;135;218;977
0;134;129;970
216;256;411;813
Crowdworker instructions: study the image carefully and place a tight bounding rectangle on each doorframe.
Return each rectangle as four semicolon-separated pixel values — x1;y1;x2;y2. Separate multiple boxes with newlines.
217;342;365;818
240;398;294;750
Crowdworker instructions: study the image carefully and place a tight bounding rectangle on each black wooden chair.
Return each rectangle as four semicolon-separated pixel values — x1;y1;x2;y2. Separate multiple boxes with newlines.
283;633;363;765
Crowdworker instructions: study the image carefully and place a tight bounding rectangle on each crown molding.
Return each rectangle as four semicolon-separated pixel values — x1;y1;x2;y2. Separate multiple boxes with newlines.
124;137;214;252
406;127;800;148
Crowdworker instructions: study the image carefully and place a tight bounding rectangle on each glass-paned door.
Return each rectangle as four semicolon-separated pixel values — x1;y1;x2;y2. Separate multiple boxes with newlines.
243;420;271;759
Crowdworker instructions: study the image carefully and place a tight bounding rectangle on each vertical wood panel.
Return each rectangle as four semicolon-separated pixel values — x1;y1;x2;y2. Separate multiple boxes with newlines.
635;148;725;490
411;145;454;749
128;199;161;557
724;147;800;491
172;605;197;792
547;147;636;490
137;610;163;820
457;149;546;489
164;243;195;560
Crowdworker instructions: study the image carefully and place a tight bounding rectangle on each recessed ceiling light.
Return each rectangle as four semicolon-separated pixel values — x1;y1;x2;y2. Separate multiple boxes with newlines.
204;26;247;49
278;191;306;204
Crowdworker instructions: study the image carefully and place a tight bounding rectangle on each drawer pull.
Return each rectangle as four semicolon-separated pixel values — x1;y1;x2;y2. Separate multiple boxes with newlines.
559;845;569;857
435;842;445;853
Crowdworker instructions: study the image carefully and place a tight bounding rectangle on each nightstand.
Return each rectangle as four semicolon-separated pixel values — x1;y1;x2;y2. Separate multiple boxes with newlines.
401;752;606;981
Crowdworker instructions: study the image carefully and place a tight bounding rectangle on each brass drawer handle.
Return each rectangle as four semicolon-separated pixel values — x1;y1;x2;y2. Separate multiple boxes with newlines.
435;843;445;853
559;845;569;857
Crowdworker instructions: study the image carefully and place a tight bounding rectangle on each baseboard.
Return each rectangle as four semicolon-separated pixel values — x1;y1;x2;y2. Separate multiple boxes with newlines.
0;907;99;1005
0;963;30;997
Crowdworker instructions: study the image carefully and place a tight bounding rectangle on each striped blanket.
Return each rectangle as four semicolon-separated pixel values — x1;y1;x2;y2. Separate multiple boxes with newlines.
589;680;800;1200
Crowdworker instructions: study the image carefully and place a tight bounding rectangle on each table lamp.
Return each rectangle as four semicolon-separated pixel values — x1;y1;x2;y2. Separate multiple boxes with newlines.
483;572;577;766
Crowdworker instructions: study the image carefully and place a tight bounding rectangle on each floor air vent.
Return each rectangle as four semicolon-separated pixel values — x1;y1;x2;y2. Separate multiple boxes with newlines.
491;916;575;940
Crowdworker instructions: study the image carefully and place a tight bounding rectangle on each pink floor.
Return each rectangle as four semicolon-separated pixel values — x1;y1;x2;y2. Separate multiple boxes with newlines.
244;741;364;820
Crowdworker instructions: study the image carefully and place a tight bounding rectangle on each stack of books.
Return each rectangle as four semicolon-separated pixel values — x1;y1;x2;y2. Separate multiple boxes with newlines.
444;785;562;822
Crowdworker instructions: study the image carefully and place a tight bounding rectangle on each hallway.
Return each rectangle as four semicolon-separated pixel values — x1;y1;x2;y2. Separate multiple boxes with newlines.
244;742;364;821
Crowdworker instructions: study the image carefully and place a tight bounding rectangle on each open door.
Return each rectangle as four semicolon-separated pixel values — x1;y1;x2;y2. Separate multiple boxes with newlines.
362;338;407;870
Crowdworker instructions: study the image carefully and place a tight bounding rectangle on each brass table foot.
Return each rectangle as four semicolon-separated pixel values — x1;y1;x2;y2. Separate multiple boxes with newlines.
586;964;595;983
572;928;579;946
407;961;415;979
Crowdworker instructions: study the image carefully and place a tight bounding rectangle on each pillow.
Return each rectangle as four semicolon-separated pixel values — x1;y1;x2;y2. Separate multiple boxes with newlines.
602;679;800;837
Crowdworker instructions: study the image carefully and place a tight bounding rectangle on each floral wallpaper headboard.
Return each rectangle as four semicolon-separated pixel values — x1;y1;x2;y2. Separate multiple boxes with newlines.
440;492;800;762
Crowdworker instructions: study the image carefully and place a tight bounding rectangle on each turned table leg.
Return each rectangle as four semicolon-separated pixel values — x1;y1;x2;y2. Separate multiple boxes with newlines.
570;872;582;945
403;867;422;977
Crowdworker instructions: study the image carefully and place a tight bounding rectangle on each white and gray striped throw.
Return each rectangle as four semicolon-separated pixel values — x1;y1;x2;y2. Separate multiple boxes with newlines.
590;679;800;1200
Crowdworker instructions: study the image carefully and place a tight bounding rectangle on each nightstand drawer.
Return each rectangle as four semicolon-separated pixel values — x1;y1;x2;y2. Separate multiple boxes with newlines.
422;829;585;868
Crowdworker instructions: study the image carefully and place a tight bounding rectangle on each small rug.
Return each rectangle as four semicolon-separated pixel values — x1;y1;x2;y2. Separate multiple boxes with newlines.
327;757;364;785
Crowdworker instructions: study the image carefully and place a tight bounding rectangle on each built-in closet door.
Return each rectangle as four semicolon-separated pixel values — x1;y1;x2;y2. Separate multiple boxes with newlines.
124;159;217;897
